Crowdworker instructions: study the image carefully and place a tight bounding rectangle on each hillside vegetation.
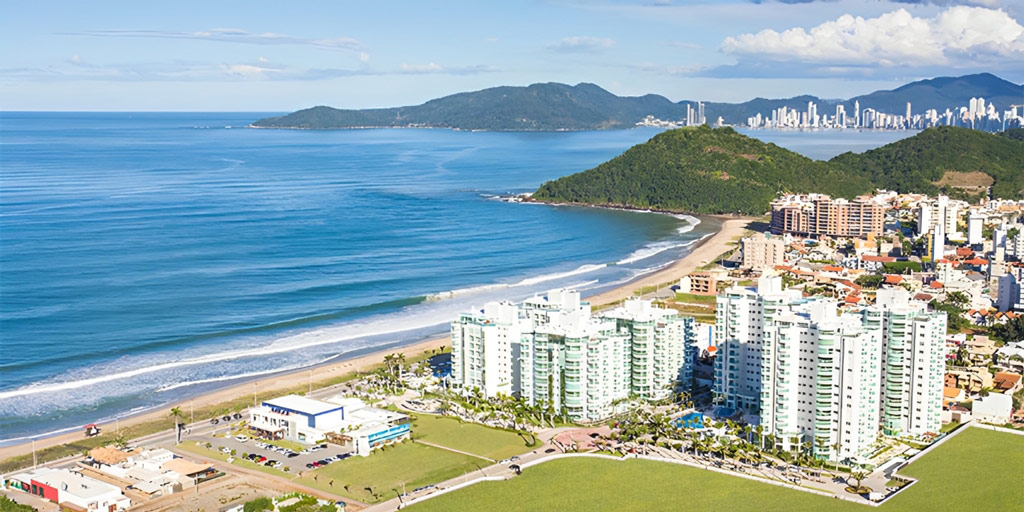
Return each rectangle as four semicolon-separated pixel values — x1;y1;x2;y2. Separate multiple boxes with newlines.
252;83;683;131
534;126;1024;215
830;126;1024;199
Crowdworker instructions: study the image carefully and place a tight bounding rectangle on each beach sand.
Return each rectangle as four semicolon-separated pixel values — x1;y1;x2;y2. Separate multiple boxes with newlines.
0;216;753;461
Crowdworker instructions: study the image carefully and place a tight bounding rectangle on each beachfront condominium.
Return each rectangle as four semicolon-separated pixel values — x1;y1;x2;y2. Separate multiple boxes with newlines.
714;275;803;413
451;289;696;422
714;279;947;461
863;289;948;438
770;194;885;238
759;296;883;461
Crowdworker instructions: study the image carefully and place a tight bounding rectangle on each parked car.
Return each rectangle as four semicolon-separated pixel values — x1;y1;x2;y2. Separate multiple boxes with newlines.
287;452;299;458
235;435;248;442
210;418;219;425
305;463;315;469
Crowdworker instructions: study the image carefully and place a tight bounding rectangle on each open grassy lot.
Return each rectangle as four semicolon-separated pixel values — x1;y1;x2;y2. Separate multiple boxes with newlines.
297;441;485;503
412;413;533;460
406;427;1023;512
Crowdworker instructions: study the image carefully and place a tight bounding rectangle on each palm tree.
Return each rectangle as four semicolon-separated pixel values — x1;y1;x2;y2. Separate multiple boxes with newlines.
169;407;184;444
849;469;868;492
755;425;765;450
831;442;842;472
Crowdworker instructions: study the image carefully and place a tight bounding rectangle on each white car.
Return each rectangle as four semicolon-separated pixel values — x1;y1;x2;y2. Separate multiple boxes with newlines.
235;435;248;443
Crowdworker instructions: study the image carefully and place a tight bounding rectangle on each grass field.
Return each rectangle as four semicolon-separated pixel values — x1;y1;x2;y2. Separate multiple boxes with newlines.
297;442;486;503
411;413;533;461
406;427;1024;511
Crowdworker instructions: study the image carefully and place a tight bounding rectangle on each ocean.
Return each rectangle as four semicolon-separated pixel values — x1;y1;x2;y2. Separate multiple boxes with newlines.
0;113;915;442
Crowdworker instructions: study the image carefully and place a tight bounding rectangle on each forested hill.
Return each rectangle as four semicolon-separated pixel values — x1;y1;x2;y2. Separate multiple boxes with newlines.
532;126;873;215
830;126;1024;199
251;83;684;131
532;126;1024;215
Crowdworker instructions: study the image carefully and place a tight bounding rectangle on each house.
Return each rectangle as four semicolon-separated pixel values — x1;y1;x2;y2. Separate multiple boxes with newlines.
943;387;966;408
965;336;997;365
945;367;993;393
995;341;1024;373
992;372;1022;394
973;393;1013;424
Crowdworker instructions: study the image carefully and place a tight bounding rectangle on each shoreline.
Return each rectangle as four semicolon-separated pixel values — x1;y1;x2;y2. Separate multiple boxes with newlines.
0;216;753;463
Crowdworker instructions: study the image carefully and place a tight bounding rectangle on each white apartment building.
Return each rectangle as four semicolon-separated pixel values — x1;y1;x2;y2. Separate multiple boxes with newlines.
863;289;947;438
451;301;521;397
997;266;1024;312
714;276;801;414
759;300;882;461
451;290;696;422
714;282;947;461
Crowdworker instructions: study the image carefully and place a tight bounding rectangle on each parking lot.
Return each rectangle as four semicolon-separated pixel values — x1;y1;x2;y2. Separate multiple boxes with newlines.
190;432;354;472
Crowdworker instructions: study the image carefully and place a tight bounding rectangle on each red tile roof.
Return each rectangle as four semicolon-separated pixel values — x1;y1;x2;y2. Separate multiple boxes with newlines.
964;258;989;265
844;295;862;304
914;293;934;301
956;247;973;257
861;255;896;262
929;281;944;289
823;265;844;272
884;275;903;284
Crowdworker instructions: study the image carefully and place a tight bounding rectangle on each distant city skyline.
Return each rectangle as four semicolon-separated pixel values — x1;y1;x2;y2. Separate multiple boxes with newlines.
2;0;1023;111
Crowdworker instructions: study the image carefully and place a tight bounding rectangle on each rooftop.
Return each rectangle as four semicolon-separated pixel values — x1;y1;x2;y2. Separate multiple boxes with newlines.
263;394;344;416
34;469;121;499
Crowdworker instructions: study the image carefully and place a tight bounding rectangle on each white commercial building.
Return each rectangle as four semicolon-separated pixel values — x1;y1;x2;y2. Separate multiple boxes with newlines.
997;266;1024;312
973;393;1013;424
452;289;696;422
249;395;409;456
9;468;131;512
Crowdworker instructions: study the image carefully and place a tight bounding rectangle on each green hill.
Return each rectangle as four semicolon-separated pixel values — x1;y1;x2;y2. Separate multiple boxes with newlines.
533;126;1024;215
252;83;684;131
532;126;872;215
830;126;1024;199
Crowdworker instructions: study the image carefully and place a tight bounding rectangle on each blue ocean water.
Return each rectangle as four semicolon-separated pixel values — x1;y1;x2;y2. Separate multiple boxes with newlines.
0;113;715;441
0;114;914;442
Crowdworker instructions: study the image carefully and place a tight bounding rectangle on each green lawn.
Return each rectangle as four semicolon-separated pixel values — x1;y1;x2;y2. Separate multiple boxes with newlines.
411;413;533;460
674;292;717;304
177;441;292;478
406;427;1024;512
296;441;485;503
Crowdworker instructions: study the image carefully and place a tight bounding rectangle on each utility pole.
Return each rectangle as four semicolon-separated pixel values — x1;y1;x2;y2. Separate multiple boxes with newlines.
32;439;36;468
190;400;194;424
309;370;313;396
253;382;257;409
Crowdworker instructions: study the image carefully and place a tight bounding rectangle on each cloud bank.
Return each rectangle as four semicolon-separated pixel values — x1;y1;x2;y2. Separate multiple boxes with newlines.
721;6;1024;69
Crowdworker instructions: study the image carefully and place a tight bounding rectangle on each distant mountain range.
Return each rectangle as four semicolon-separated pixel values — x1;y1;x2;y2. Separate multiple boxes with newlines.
532;126;1024;215
252;73;1023;131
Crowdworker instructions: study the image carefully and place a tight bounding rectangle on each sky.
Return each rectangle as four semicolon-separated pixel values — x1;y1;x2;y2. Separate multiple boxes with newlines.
1;0;1023;111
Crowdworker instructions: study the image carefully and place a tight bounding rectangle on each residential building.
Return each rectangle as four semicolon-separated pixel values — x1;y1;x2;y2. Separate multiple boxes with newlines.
714;282;947;461
678;271;718;295
863;289;947;437
451;289;697;422
770;194;885;238
973;393;1013;424
759;298;882;461
713;275;802;413
997;266;1024;312
741;232;786;271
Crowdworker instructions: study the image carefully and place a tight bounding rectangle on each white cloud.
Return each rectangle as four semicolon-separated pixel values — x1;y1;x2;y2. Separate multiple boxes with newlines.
219;63;283;78
547;36;616;53
721;6;1024;67
359;52;370;63
67;28;363;52
399;61;444;72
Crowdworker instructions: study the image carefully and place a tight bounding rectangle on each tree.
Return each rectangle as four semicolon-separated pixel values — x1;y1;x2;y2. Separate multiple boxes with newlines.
849;469;869;492
855;274;885;289
993;316;1024;343
243;497;273;512
169;406;184;444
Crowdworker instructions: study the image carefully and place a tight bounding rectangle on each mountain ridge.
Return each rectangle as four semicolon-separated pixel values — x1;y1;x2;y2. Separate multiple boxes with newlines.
252;73;1023;131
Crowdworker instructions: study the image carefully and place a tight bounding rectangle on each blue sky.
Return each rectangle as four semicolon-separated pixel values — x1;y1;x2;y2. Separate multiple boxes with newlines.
2;0;1022;111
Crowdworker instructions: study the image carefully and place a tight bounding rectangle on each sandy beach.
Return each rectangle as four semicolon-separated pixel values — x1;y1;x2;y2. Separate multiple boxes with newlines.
0;216;752;462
